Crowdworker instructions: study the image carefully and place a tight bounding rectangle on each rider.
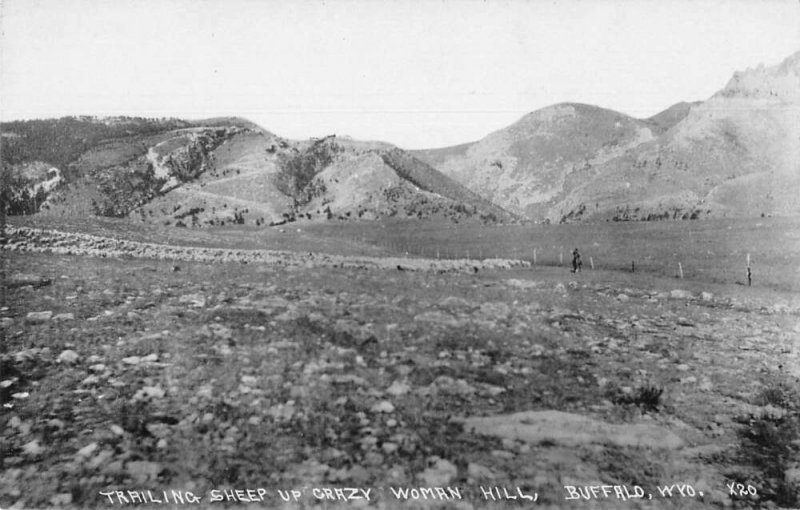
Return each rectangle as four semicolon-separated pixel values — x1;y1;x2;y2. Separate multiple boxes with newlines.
572;248;582;273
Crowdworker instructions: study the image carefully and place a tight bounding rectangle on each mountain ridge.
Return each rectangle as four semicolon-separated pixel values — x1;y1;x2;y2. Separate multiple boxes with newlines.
414;52;800;222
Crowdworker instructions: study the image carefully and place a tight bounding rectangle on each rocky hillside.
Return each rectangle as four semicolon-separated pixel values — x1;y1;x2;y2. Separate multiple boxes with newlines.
1;117;190;215
415;52;800;223
2;117;515;226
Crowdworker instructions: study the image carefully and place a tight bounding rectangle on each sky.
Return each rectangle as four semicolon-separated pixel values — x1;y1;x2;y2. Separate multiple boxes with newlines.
1;0;799;149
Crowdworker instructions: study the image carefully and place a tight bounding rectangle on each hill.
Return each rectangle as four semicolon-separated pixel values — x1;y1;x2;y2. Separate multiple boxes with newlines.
549;51;800;223
414;52;800;223
268;136;516;224
413;103;659;219
1;117;516;226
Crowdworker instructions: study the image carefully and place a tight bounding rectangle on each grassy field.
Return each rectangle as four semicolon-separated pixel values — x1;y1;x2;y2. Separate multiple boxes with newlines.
302;216;800;292
11;215;800;292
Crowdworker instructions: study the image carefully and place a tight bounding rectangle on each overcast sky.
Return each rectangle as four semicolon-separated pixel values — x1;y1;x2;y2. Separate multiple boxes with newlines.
1;0;799;148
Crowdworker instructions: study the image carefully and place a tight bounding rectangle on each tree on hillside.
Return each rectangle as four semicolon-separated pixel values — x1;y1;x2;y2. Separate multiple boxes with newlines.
274;139;342;203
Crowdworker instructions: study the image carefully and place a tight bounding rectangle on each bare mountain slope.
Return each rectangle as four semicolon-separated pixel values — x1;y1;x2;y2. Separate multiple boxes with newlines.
414;103;657;219
415;52;800;222
549;51;800;222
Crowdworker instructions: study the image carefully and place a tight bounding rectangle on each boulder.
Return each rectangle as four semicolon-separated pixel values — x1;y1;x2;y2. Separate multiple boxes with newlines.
419;457;458;486
25;311;53;323
7;273;52;289
461;410;684;450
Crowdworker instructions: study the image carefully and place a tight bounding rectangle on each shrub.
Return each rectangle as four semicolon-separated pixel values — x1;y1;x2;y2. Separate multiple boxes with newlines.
274;138;341;203
611;384;664;412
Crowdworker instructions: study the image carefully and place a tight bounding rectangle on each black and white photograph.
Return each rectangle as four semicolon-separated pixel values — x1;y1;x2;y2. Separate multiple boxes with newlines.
2;0;800;508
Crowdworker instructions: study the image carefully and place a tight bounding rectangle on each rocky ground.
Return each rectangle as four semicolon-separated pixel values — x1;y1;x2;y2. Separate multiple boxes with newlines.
2;231;800;509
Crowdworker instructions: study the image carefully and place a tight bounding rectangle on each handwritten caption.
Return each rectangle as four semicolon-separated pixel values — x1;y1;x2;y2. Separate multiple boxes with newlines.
99;481;758;505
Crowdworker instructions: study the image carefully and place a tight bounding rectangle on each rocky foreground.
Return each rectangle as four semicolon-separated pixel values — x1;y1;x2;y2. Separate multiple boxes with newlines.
1;231;800;509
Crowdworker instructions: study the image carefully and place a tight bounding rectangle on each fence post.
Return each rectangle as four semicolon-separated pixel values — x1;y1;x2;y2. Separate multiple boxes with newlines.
746;254;751;286
678;262;683;279
533;248;537;265
590;257;594;270
560;251;563;266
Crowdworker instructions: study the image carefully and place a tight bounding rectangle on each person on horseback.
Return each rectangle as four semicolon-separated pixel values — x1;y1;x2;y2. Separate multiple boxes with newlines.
572;248;582;273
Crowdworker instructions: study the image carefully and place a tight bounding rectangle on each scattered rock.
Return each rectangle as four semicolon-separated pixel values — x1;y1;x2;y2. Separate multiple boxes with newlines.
241;375;258;387
126;461;162;483
386;380;411;396
267;403;295;421
670;289;693;300
438;296;472;308
467;462;496;480
371;400;395;413
491;449;515;459
77;442;98;458
22;440;44;456
382;442;399;454
422;376;476;397
81;375;100;385
178;293;206;308
461;410;684;449
504;279;539;289
49;494;73;506
7;273;52;289
133;385;165;401
209;323;232;340
57;349;79;364
413;311;462;327
87;449;114;470
420;457;458;486
25;311;53;323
